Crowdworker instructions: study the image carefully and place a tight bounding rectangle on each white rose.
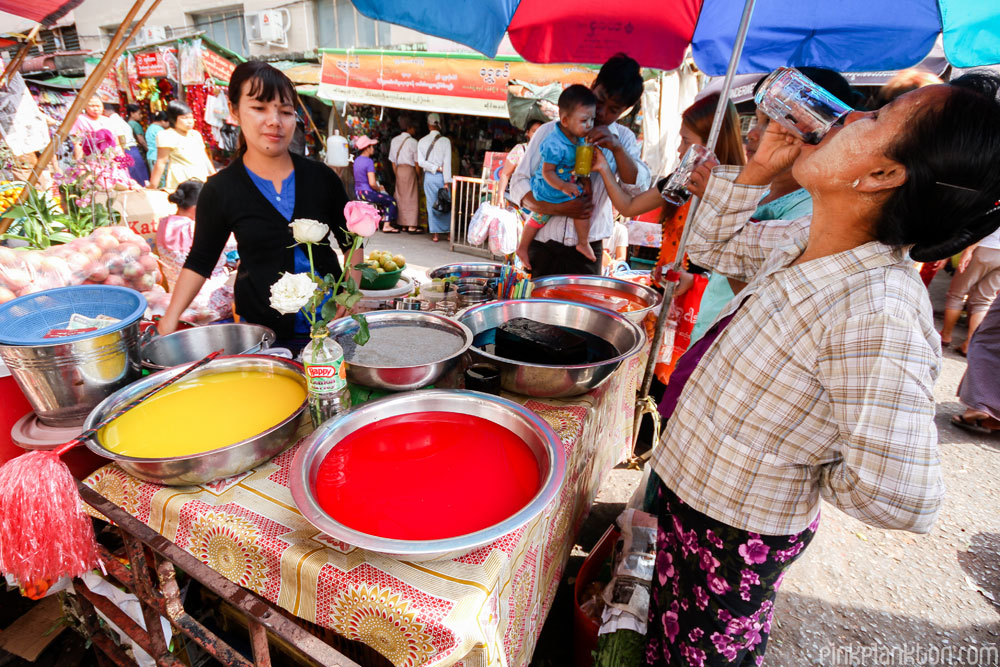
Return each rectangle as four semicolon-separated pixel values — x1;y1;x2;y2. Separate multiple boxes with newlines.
269;272;317;314
289;218;330;244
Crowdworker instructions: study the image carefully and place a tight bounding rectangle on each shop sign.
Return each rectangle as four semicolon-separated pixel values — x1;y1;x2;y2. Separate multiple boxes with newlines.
318;52;596;118
135;51;167;78
202;49;236;83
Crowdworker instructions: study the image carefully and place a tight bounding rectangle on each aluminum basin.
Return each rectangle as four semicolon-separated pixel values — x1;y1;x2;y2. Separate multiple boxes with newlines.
531;274;662;324
290;389;565;561
327;311;472;391
141;323;275;371
458;299;644;398
84;355;306;486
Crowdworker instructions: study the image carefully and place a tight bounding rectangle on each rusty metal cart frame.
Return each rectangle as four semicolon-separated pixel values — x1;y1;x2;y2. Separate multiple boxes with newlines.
73;484;384;667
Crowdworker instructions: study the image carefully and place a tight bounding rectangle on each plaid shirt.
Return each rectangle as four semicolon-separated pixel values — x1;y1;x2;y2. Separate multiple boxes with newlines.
652;167;945;535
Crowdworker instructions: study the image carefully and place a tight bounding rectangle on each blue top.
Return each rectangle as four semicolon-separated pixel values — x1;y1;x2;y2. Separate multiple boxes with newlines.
245;166;313;335
690;188;814;343
145;124;163;166
353;155;375;194
531;124;586;205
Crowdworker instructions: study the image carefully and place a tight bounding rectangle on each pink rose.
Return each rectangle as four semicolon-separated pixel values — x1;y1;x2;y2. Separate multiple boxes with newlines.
343;200;380;237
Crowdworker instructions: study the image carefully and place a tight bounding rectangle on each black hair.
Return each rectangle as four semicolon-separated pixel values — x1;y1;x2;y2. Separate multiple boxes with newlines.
167;179;203;209
752;67;857;108
165;101;192;128
558;84;598;114
125;103;141;115
228;60;297;109
398;114;413;131
875;72;1000;261
526;119;544;133
593;53;643;109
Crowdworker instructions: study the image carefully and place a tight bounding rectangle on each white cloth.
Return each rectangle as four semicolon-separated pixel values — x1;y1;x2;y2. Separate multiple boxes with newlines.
390;131;418;167
510;121;650;243
417;130;453;183
603;221;629;254
978;227;1000;250
105;113;137;148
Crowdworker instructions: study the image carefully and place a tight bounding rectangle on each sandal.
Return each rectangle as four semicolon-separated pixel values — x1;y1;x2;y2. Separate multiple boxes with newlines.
381;228;401;234
405;228;424;234
951;413;996;434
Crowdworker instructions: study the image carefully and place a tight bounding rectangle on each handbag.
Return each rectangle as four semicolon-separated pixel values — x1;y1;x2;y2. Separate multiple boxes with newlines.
433;185;452;214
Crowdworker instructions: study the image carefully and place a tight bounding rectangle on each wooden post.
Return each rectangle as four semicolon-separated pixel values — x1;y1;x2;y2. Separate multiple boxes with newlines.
0;0;164;235
0;24;41;89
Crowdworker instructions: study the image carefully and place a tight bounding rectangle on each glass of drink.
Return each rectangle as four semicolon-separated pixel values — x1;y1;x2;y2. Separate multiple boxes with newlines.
574;143;594;176
465;363;501;394
661;144;714;206
754;67;851;144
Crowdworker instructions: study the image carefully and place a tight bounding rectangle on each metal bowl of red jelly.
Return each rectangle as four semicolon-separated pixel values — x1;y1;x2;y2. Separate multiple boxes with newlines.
290;389;565;562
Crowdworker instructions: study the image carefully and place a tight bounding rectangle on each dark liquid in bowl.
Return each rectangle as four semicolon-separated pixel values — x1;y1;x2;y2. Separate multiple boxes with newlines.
473;324;620;365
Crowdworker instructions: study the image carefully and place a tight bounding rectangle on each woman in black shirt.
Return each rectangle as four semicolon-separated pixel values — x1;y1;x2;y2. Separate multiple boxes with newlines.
158;62;355;348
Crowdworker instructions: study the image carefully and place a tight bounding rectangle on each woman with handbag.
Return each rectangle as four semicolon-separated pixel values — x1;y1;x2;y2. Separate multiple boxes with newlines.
417;113;453;242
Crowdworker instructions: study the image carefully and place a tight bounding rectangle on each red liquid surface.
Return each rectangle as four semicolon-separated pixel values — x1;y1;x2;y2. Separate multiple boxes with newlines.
534;284;645;312
314;412;541;540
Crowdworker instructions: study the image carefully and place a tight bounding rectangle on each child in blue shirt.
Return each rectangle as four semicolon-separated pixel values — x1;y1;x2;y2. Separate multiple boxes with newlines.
516;85;599;270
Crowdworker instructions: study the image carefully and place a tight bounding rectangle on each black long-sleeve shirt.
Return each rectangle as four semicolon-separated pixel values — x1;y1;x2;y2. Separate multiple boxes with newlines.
184;153;350;339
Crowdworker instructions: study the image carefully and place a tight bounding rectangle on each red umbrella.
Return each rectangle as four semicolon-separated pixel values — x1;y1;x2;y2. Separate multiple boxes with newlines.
0;1;82;26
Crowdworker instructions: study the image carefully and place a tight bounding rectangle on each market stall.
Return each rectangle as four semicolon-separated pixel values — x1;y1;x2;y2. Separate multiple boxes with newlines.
0;236;655;666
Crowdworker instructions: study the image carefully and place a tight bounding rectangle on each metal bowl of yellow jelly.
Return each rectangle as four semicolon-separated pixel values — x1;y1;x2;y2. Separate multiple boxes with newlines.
83;356;307;486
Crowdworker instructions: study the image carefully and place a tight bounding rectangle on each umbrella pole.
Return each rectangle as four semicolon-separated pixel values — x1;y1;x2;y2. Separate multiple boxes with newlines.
630;0;758;463
0;0;164;236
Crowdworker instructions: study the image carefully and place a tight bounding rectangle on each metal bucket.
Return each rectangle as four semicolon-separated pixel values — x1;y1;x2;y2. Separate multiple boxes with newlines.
0;322;143;427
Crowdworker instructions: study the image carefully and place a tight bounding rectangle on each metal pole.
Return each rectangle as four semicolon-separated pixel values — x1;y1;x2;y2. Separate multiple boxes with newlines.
633;0;758;453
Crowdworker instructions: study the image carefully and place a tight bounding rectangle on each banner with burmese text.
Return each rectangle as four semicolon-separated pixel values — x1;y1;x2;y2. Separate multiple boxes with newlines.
318;49;597;118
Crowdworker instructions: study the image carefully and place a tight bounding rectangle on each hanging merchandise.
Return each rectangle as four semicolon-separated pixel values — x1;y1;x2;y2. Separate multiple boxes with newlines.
125;53;141;102
136;78;163;112
160;47;179;82
179;39;205;86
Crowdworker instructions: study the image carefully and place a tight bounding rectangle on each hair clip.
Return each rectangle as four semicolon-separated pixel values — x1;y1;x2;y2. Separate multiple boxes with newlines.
935;181;979;194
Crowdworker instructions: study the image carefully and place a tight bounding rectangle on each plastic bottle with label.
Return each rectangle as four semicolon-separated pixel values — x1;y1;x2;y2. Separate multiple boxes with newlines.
325;130;350;168
300;330;351;428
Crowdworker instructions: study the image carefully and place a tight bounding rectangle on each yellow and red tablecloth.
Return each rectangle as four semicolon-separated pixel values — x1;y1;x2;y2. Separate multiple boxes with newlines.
83;356;641;667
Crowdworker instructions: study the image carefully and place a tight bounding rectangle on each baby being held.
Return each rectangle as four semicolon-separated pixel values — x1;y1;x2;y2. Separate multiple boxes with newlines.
516;85;598;271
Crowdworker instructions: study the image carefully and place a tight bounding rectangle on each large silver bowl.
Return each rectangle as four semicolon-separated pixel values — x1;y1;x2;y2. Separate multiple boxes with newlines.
84;355;306;486
327;311;472;391
531;275;662;324
290;389;565;561
141;323;276;371
458;299;645;398
426;261;503;283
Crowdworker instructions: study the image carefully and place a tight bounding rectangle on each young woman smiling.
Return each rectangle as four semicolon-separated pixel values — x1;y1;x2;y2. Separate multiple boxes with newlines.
157;62;356;352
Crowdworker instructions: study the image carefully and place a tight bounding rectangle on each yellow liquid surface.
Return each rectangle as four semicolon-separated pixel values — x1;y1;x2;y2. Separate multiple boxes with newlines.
99;371;306;458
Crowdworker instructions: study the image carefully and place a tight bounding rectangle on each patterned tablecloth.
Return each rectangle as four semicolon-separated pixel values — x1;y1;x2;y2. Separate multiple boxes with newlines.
83;356;642;667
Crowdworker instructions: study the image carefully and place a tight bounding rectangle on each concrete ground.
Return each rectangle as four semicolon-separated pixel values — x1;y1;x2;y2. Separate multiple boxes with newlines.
392;236;999;666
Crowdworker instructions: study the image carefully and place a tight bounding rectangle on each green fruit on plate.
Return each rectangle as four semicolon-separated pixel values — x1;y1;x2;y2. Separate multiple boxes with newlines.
375;267;385;274
382;260;398;272
392;254;406;267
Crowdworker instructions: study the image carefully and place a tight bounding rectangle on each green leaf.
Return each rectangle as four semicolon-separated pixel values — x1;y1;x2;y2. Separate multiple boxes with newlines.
323;273;337;287
321;298;340;322
344;291;362;308
359;266;379;283
48;232;77;244
334;292;352;307
345;276;357;293
351;314;370;346
2;205;28;219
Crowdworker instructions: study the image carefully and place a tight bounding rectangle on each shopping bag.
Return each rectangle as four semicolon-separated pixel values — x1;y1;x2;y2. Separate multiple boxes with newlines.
654;272;708;385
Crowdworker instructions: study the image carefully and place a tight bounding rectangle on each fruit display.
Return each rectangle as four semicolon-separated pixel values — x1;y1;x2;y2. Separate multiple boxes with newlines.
364;249;407;274
0;182;24;213
0;226;162;305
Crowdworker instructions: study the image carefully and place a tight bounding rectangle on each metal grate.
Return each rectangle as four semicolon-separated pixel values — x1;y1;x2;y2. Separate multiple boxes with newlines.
449;176;501;258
